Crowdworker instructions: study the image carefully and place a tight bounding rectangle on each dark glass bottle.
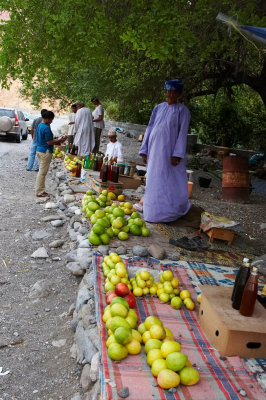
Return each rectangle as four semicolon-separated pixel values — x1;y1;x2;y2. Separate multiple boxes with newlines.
111;163;119;182
102;163;108;182
75;162;81;178
232;261;251;310
231;258;250;301
107;162;112;181
239;267;259;317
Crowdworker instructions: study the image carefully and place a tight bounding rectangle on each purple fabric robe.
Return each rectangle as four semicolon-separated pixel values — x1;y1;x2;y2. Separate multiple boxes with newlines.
139;102;191;223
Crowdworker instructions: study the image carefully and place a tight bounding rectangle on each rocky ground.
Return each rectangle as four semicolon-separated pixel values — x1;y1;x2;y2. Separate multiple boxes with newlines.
0;126;265;400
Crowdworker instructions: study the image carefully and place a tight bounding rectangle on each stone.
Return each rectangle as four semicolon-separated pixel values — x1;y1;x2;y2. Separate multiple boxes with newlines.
83;271;94;289
28;279;51;299
32;230;51;240
84;381;100;400
79;239;90;249
51;219;65;227
168;387;177;393
87;327;99;350
239;390;246;397
64;194;76;203
70;394;82;400
76;286;91;312
80;364;93;391
118;387;130;398
41;214;64;222
68;205;79;213
77;248;92;269
56;171;66;180
31;247;49;258
74;221;82;231
260;223;266;230
66;249;78;262
167;252;180;261
52;339;66;347
61;189;73;195
75;209;82;215
69;214;83;227
132;245;149;257
70;343;78;359
116;245;127;255
69;228;79;241
97;245;110;255
58;202;67;211
66;262;85;276
89;352;99;382
49;239;65;248
68;303;75;316
79;226;89;235
74;322;97;363
45;202;57;209
148;243;166;260
71;318;79;332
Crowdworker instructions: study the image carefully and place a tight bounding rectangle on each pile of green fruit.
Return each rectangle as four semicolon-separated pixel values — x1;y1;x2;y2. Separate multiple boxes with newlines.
81;191;150;245
53;147;64;158
64;155;82;172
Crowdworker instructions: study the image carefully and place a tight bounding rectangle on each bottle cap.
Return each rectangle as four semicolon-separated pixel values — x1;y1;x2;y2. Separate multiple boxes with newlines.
243;257;249;263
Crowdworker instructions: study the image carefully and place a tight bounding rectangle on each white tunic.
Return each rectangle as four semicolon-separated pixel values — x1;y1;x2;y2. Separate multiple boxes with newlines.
74;107;95;156
68;113;76;136
92;104;105;129
105;141;124;163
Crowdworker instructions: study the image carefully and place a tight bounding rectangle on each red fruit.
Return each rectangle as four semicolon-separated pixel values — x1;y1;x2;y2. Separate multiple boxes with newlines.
124;293;136;308
106;293;118;304
115;283;130;297
105;290;115;299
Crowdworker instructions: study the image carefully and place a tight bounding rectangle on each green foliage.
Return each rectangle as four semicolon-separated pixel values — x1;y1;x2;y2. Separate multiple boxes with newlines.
0;0;265;148
190;85;266;149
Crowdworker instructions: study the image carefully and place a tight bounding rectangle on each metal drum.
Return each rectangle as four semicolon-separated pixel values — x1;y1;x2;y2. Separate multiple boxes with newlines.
222;156;250;202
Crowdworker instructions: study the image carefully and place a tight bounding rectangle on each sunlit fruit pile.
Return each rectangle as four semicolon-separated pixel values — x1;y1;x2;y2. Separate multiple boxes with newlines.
131;269;195;311
81;190;150;245
64;155;82;171
140;316;200;389
102;256;141;360
53;147;64;158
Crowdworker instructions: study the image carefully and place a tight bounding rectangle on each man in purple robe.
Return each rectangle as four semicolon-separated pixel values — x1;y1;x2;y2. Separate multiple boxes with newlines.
139;79;191;223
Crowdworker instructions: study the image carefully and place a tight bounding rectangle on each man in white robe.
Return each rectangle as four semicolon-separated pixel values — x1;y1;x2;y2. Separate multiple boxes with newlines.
74;102;95;156
105;128;124;163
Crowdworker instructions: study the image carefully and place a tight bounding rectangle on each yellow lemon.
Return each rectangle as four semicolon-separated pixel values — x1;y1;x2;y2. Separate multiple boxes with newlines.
138;323;146;335
142;331;152;344
133;287;143;297
131;329;142;343
164;327;174;340
117;194;125;202
157;369;180;389
184;298;195;311
102;309;112;323
151;359;168;377
162;270;173;281
144;316;163;330
147;349;163;366
110;253;121;263
180;290;191;300
197;294;202;303
125;338;141;355
179;366;200;386
145;338;162;353
149;325;166;340
143;287;150;295
106;335;117;347
140;270;150;281
171;277;179;288
161;341;181;358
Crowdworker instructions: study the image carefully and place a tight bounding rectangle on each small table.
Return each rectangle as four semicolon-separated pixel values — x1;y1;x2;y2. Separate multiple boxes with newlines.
206;227;235;246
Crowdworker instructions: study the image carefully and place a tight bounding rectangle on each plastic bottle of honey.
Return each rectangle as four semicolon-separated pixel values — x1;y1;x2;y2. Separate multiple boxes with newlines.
239;267;259;317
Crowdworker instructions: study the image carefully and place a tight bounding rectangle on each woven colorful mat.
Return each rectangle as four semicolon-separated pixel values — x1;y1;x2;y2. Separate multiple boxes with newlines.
93;255;266;400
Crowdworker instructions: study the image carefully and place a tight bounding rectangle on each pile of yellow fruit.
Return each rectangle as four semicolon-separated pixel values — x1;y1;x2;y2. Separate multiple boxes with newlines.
103;299;142;361
139;316;200;389
131;269;195;311
64;155;82;172
102;253;132;293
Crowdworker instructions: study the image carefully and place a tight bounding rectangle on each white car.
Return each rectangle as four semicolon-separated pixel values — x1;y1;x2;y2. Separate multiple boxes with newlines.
0;107;29;143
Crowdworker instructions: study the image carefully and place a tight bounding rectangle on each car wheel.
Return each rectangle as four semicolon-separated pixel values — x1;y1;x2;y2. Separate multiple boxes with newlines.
16;130;22;143
22;130;28;140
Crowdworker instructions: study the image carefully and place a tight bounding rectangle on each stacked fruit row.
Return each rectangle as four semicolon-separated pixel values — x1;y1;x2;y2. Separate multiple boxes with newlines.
64;155;82;171
139;316;200;389
131;269;196;310
81;191;150;245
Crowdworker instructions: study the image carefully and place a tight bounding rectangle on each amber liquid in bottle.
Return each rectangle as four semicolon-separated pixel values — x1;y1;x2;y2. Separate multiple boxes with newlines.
239;267;258;317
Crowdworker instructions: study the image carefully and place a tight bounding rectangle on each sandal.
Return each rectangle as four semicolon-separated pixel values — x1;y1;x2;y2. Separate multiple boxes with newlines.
37;192;50;197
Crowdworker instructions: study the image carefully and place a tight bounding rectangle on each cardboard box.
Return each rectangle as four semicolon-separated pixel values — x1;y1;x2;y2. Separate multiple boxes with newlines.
199;285;266;358
91;177;124;196
119;175;143;190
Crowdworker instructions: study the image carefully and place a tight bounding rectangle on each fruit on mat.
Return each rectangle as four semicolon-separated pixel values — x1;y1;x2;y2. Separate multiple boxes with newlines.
157;369;180;389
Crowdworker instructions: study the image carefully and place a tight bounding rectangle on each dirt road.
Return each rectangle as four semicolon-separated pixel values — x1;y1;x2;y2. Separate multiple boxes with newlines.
0;137;81;400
